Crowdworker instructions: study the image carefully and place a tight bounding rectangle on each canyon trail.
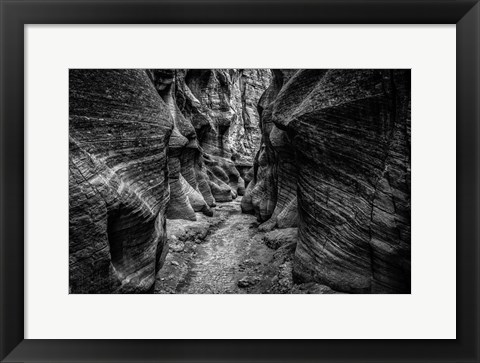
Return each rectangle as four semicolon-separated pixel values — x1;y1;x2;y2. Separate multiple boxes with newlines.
156;197;278;294
155;197;339;294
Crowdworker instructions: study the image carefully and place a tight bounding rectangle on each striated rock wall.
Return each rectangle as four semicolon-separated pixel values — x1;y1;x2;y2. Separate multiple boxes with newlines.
69;69;173;293
155;69;271;217
241;69;299;229
70;69;271;293
245;69;411;293
181;69;270;164
148;70;211;220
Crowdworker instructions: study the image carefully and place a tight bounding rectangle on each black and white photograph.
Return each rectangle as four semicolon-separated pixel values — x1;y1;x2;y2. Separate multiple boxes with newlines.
69;69;411;294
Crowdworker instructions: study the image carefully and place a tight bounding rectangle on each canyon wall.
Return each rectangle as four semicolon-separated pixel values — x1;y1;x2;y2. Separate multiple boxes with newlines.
244;69;411;293
151;69;271;218
69;69;173;293
69;69;271;293
241;69;299;228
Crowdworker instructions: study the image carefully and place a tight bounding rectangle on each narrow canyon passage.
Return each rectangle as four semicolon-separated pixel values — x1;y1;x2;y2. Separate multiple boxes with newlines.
69;69;410;294
155;197;285;294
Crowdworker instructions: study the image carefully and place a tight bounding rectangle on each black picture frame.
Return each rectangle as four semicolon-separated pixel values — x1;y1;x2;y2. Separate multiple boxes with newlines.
1;0;478;362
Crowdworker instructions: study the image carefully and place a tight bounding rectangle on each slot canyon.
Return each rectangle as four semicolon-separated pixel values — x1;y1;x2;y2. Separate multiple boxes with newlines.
69;68;411;294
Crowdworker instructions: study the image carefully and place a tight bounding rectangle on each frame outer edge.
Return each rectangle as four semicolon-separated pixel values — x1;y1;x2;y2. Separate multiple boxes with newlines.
1;1;26;362
457;1;480;361
0;0;4;359
0;0;479;362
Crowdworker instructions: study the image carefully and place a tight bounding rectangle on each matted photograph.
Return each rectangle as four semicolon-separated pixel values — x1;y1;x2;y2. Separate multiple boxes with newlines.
3;0;477;358
69;69;411;294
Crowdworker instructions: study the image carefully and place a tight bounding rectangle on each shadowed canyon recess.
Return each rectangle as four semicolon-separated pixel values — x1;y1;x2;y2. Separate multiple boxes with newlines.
69;69;411;294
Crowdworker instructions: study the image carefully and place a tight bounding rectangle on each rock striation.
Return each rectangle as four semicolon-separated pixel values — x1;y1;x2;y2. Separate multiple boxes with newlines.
69;69;173;293
241;69;299;229
69;68;410;294
244;69;411;293
69;69;271;293
152;69;271;217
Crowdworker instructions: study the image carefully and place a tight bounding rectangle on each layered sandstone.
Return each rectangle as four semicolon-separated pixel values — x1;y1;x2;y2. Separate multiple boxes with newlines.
245;69;411;293
155;69;271;218
69;69;173;293
241;69;299;229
